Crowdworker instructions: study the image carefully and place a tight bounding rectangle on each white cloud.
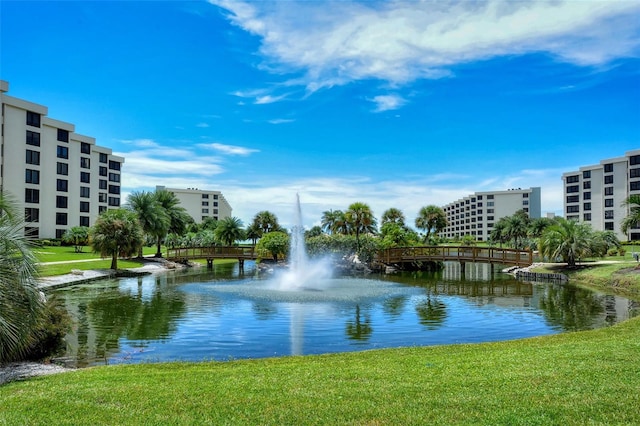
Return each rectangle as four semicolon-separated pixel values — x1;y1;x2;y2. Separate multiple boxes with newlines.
120;138;160;148
268;118;295;124
212;0;640;93
369;94;407;112
198;142;260;156
196;122;210;128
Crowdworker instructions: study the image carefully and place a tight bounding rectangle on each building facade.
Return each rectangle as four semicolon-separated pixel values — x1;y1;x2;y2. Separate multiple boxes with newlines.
441;187;541;241
156;186;232;223
0;80;124;239
562;150;640;241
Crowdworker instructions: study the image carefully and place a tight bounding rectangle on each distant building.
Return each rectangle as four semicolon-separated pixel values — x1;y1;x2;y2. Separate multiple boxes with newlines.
0;80;124;239
156;186;232;223
562;149;640;241
441;187;541;241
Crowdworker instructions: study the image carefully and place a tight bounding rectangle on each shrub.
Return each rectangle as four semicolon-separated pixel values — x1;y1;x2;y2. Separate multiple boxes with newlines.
24;295;71;361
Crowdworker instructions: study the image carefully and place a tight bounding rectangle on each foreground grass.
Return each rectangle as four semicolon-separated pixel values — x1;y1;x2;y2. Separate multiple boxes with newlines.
34;245;158;262
2;317;639;425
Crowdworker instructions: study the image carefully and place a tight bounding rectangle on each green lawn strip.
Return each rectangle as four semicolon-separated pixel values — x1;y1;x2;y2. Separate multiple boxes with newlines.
38;259;145;276
2;317;639;425
34;245;158;262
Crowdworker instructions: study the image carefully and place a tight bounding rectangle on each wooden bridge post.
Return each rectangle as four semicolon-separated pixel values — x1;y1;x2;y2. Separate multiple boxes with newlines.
206;259;213;269
239;259;245;272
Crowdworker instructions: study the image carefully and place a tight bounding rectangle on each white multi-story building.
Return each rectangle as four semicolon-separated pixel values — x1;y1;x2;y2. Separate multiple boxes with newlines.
156;186;232;223
442;187;541;241
562;150;640;241
0;80;124;239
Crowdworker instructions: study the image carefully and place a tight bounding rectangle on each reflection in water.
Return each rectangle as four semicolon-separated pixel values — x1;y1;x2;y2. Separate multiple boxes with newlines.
53;261;639;367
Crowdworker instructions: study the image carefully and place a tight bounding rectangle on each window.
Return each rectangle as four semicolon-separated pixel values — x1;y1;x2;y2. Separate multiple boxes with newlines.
522;193;529;198
56;196;68;208
56;213;68;225
80;172;91;183
26;111;41;127
477;195;483;200
57;179;68;192
605;222;614;231
566;175;579;183
476;202;482;207
583;181;591;189
98;206;107;214
108;197;120;207
604;175;614;184
604;199;614;207
57;146;69;159
24;208;39;222
487;209;494;214
80;157;90;169
99;166;108;176
80;216;90;227
566;195;579;203
99;193;107;203
56;229;65;239
80;187;90;198
108;185;120;195
631;168;640;178
108;173;120;182
25;169;40;184
632;181;640;191
583;213;592;221
202;209;209;214
487;195;494;199
99;180;107;190
566;185;579;193
99;153;108;163
487;216;494;221
108;160;121;171
53;163;67;177
202;194;209;199
202;201;209;206
25;227;39;238
604;187;614;196
487;201;494;207
26;130;40;146
80;201;90;213
631;155;640;166
26;150;40;165
583;203;591;211
567;215;579;221
604;163;613;173
81;143;91;154
522;200;529;205
583;192;591;200
604;210;614;219
566;205;579;213
57;129;69;142
582;170;591;179
25;188;39;203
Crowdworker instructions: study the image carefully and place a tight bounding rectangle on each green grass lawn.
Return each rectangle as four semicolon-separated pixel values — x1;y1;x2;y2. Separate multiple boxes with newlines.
34;245;158;263
37;259;146;276
2;316;639;425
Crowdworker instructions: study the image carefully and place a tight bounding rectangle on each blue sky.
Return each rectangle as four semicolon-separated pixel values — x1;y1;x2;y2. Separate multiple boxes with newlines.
2;0;639;230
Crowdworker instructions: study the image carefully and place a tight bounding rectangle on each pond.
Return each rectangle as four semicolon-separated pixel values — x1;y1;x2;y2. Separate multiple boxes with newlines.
53;261;639;367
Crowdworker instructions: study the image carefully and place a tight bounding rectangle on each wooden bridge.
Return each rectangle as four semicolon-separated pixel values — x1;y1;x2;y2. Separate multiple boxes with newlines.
166;246;259;268
376;246;533;269
166;245;533;270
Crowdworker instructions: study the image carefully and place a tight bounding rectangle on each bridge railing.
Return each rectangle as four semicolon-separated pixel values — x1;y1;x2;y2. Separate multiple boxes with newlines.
377;246;532;267
166;246;258;261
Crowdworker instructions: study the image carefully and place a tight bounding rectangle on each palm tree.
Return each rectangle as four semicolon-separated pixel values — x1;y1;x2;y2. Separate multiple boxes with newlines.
415;205;448;243
345;202;377;252
621;194;640;237
155;189;191;257
252;210;280;234
0;194;44;363
62;226;91;253
502;210;530;249
126;191;169;258
538;217;593;267
91;209;144;269
245;223;262;245
381;208;405;226
215;217;245;246
321;209;343;235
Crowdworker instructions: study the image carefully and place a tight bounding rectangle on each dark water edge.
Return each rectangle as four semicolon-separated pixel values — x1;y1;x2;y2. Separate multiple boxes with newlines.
51;261;640;368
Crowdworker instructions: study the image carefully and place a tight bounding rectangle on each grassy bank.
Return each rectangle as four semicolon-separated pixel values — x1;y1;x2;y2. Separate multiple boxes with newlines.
2;316;639;424
531;261;640;298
